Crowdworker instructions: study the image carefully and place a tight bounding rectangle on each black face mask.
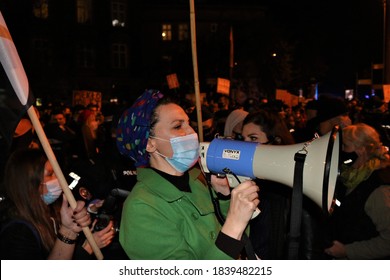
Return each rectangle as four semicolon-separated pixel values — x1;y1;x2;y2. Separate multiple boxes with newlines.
260;136;282;145
234;133;243;141
340;151;358;166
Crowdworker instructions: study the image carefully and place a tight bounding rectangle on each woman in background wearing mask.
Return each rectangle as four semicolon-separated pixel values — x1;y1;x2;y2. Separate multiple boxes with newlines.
242;109;329;260
116;90;260;259
241;109;296;259
0;148;112;259
325;123;390;259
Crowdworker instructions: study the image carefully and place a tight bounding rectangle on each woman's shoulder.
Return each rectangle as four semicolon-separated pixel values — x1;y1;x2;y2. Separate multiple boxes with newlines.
0;219;45;259
0;219;39;239
0;219;39;245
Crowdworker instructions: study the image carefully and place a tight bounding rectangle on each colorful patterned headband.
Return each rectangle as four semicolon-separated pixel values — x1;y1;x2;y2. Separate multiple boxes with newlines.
116;89;164;167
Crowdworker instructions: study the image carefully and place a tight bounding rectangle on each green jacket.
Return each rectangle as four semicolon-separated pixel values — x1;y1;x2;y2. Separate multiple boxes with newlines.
119;167;232;259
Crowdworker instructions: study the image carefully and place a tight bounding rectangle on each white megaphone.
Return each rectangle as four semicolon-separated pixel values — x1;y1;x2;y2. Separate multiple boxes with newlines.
199;126;341;214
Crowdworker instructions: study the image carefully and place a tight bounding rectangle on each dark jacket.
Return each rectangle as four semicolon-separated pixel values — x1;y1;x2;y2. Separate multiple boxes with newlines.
327;168;390;259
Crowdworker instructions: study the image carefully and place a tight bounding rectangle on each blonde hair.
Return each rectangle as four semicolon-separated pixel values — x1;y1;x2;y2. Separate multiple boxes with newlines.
342;123;385;160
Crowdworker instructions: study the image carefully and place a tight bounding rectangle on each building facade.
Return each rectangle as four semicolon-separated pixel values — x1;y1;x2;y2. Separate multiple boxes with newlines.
1;0;269;106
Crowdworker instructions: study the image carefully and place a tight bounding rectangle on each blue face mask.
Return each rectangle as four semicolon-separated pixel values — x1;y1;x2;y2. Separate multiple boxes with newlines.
152;133;200;173
41;178;62;205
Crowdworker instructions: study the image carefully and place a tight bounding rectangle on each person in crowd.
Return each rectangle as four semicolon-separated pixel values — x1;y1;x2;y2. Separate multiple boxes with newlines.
213;94;233;136
72;104;86;129
324;123;390;259
62;105;74;128
69;159;113;221
61;105;82;140
316;96;351;133
223;108;249;140
0;148;112;259
360;96;390;147
290;105;306;132
45;109;77;170
234;90;248;109
243;97;261;114
189;104;216;141
78;108;100;160
294;95;351;143
304;100;318;123
242;109;295;145
68;158;128;259
242;109;326;259
11;109;41;152
1;111;40;190
291;99;318;143
316;95;351;136
241;109;294;259
347;98;363;124
116;89;259;260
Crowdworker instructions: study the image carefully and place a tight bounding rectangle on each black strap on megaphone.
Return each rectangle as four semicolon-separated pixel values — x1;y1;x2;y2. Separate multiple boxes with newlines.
287;151;307;260
201;171;257;260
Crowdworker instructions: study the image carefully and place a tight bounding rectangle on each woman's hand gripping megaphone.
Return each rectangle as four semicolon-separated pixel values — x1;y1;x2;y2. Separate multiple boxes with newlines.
217;171;261;219
208;170;261;220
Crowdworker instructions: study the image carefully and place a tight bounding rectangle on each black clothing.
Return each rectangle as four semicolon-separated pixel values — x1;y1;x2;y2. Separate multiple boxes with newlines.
0;220;47;259
214;109;232;136
0;219;93;259
152;168;191;192
45;123;77;169
250;179;328;260
250;179;290;260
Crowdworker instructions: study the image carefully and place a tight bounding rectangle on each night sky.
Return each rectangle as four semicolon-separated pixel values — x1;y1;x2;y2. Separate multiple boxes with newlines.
205;0;384;94
1;0;385;96
261;0;384;93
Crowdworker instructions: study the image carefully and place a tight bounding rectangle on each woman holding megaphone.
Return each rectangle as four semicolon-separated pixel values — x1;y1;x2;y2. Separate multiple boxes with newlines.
116;89;260;260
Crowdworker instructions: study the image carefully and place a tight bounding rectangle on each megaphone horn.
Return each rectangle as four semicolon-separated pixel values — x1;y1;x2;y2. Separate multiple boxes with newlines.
199;126;341;213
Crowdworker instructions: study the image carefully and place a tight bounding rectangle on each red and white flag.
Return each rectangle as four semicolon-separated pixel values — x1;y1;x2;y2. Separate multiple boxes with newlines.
0;11;34;148
0;12;103;259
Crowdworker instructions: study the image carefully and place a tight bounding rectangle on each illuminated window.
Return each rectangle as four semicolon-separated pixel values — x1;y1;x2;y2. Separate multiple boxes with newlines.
112;43;128;69
162;24;172;41
77;0;92;24
33;0;49;19
111;0;126;27
178;23;188;41
77;43;95;69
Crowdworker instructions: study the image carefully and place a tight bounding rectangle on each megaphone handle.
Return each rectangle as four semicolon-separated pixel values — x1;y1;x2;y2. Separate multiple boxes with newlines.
226;174;261;219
